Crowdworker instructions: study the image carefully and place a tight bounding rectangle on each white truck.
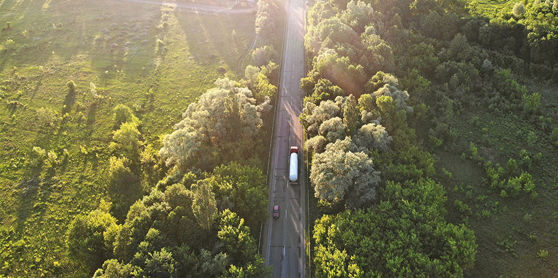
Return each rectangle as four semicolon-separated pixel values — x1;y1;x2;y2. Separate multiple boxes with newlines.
289;146;299;185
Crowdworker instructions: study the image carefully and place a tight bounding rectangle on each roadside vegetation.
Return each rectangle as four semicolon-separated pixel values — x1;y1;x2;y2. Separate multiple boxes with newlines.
304;0;558;276
0;0;283;276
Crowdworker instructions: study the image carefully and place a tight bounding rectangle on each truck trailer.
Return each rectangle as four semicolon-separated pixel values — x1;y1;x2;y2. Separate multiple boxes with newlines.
289;146;299;185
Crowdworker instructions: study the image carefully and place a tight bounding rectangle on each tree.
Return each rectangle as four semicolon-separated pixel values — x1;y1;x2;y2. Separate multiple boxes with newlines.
301;99;342;137
191;179;218;231
211;162;268;230
315;49;367;96
343;94;360;136
308;78;345;104
107;156;141;220
360;33;395;74
310;137;380;208
318;117;346;142
218;210;258;266
144;248;177;278
513;2;525;18
93;259;140;278
340;0;375;33
63;80;77;112
372;84;412;113
354;123;392;152
159;78;271;171
67;204;121;275
110;121;142;163
313;179;477;277
251;45;276;67
306;17;360;55
113;104;140;128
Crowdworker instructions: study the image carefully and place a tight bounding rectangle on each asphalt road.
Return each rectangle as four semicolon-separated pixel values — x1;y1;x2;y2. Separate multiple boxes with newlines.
262;0;306;276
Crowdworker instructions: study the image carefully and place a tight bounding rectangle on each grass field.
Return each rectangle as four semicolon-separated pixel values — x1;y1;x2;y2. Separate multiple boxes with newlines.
0;0;255;276
436;79;558;277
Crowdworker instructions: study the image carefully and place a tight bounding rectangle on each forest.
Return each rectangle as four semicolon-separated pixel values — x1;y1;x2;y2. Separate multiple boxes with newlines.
303;0;558;276
0;0;282;276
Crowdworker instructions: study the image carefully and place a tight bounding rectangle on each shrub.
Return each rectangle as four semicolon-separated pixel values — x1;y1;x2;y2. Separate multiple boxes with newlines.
506;158;518;175
30;146;47;169
4;39;15;51
251;45;276;66
112;104;140;128
537;249;549;260
522;93;541;114
512;2;525;18
551;128;558;146
526;131;537;147
454;200;472;216
469;142;482;162
36;107;60;128
519;149;531;169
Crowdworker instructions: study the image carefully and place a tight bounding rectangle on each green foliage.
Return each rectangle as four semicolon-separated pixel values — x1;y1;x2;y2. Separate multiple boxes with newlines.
211;162;268;230
310;137;380;208
29;146;47;169
191;180;218;231
67;205;120;274
537;249;549;260
313;179;477;277
454;199;472;216
93;259;140;277
110;121;142;163
112;104;140;128
107;156;141;220
343;94;360;136
307;78;345;104
522;93;541;114
513;2;526;17
315;49;366;96
255;0;283;46
159;78;271;171
469;142;483;162
36;107;59;128
484;159;536;198
551;128;558;146
218;209;257;266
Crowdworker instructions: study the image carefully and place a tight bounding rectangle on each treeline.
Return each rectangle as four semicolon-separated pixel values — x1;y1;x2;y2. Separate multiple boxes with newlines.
305;0;558;276
62;0;285;276
303;0;481;276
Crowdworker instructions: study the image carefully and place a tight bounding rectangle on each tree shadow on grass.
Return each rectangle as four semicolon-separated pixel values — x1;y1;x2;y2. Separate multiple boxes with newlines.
174;11;255;75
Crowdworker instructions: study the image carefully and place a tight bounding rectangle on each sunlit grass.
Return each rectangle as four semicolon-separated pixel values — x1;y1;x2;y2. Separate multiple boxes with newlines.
0;0;255;275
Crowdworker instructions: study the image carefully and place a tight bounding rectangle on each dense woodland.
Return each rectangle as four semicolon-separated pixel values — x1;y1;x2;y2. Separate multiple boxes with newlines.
303;0;558;276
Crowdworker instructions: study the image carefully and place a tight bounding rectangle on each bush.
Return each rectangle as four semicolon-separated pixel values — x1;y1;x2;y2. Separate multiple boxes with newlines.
251;45;276;66
36;107;59;128
30;146;47;169
522;93;541;114
4;39;15;51
112;104;140;128
551;128;558;146
513;2;525;18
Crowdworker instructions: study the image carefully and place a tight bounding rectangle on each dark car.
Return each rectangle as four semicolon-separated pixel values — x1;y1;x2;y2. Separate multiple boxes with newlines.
273;205;280;219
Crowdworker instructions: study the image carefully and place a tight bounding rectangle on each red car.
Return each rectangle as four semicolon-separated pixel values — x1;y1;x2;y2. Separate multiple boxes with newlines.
273;205;280;219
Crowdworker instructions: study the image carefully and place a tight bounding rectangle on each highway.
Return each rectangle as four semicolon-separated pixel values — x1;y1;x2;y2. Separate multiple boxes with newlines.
262;0;306;275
